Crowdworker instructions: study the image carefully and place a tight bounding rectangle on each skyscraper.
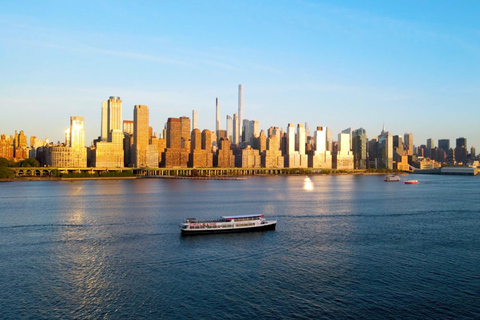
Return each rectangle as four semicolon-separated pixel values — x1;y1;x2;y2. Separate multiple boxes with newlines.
233;113;239;145
238;84;243;139
226;115;233;142
352;128;367;169
52;116;87;167
192;110;198;130
134;105;150;167
404;133;413;156
104;96;123;144
70;116;85;150
180;116;191;152
297;124;306;155
438;139;450;151
455;137;468;163
216;98;220;135
101;101;108;141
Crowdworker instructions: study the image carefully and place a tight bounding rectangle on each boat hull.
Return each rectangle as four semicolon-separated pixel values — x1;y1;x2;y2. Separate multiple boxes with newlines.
181;221;276;236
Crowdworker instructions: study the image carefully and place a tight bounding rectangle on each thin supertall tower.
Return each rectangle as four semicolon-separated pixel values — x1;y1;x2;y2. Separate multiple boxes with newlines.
216;98;220;134
238;84;243;142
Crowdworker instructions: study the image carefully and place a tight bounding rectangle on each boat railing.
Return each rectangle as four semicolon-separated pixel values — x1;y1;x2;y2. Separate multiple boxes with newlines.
184;218;227;223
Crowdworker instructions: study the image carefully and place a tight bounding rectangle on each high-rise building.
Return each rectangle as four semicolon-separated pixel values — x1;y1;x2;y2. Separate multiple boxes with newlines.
233;113;239;145
94;97;124;167
226;115;233;142
352;128;367;169
101;101;108;141
438;139;450;151
378;128;393;169
404;133;413;156
297;124;306;155
167;118;182;149
308;126;332;168
216;98;220;135
286;123;295;155
334;131;354;170
180;116;191;152
107;96;122;143
238;84;243;139
70;116;85;150
192;110;198;130
52;116;87;167
455;137;468;164
134;105;150;167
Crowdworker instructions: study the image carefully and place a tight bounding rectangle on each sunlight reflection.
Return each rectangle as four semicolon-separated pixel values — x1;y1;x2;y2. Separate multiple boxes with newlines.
303;176;314;191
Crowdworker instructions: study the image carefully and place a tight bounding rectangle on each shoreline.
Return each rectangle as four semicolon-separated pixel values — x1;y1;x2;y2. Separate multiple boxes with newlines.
1;171;407;182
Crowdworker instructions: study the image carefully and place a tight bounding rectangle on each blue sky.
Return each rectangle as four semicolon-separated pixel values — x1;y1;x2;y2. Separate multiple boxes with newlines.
1;0;479;149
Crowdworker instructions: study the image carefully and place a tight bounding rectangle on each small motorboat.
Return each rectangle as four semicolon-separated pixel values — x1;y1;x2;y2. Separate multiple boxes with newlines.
404;180;418;184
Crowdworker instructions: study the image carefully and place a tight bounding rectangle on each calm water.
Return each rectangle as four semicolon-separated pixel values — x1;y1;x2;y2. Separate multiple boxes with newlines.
1;175;480;319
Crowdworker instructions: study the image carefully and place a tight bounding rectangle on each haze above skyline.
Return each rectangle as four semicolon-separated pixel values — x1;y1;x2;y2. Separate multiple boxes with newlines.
1;1;479;148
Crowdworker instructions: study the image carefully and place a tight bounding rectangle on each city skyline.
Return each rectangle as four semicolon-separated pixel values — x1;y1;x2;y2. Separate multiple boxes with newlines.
1;1;479;148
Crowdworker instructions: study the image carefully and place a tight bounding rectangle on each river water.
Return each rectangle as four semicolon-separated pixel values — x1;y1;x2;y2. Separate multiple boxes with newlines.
1;175;479;319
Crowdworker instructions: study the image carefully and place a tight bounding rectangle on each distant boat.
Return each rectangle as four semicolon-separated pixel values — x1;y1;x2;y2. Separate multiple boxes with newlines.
180;214;277;235
404;180;419;184
384;175;401;182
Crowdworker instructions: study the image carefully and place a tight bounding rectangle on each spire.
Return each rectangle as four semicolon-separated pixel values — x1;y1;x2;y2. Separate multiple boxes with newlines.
381;123;386;134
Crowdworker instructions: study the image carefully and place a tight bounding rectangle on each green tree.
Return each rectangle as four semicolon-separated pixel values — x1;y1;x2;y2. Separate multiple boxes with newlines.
18;158;40;167
0;157;9;167
0;167;14;179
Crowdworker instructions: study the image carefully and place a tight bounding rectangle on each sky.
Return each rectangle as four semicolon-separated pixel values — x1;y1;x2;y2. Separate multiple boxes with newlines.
1;0;479;150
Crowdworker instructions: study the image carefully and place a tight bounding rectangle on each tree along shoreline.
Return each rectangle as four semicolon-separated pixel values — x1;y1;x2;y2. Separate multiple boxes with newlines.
1;169;407;182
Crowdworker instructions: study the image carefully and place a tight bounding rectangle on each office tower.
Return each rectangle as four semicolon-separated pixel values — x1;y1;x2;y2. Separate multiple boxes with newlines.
216;137;235;168
238;84;243;139
286;123;295;155
455;137;468;163
242;119;250;144
101;101;108;141
107;96;122;143
52;116;87;167
134;105;150;167
180;116;191;152
297;124;306;155
284;123;306;168
427;138;434;150
378;128;393;169
393;135;403;156
334;131;354;170
471;146;476;158
262;132;284;168
352;128;367;169
216;98;220;135
166;118;181;149
308;126;332;168
189;128;212;167
192;110;198;130
191;129;202;151
70;116;85;150
233;113;239;145
425;138;434;158
456;137;467;148
393;135;409;170
93;97;124;167
341;127;353;151
226;115;233;142
254;130;267;153
404;133;413;156
326;127;333;151
163;117;188;168
438;139;450;151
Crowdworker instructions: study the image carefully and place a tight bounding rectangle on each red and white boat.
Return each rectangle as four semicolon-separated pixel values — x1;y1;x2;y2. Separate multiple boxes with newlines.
404;180;419;184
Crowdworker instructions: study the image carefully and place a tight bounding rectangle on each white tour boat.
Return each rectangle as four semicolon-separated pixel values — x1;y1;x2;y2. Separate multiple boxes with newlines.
180;214;277;235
